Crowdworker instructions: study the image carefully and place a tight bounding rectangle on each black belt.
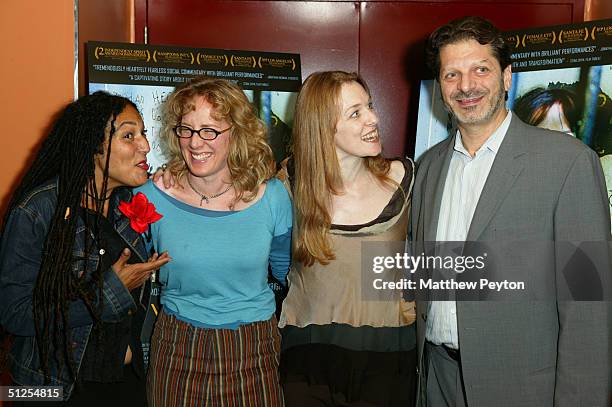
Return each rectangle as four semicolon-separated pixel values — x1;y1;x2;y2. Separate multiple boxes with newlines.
441;344;460;361
428;341;461;362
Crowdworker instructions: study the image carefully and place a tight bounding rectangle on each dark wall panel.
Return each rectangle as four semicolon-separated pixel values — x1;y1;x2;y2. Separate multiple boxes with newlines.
141;0;359;79
79;0;133;96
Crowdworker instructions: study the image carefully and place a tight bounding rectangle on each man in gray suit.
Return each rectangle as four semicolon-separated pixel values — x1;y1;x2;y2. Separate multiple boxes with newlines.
411;16;611;406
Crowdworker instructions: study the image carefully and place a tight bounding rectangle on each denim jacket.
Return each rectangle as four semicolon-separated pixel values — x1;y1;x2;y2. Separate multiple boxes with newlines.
0;179;149;400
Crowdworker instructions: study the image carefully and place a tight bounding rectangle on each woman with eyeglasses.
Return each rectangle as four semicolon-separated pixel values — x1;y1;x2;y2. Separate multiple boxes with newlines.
137;76;291;406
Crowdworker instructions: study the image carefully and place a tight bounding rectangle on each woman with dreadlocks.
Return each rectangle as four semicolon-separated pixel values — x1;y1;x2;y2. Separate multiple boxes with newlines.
0;91;170;404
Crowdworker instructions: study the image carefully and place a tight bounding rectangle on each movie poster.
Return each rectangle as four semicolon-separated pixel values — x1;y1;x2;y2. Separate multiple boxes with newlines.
415;19;612;225
87;41;302;169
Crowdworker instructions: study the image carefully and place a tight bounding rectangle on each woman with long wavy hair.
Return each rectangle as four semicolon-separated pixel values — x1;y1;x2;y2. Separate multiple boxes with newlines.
278;71;417;406
0;91;170;404
140;76;291;406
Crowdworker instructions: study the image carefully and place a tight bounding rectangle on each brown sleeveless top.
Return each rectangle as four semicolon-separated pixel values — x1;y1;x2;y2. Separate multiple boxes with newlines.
278;158;416;329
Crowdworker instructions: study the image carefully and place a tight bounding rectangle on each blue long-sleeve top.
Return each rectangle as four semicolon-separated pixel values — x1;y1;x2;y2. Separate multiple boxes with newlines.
136;178;292;329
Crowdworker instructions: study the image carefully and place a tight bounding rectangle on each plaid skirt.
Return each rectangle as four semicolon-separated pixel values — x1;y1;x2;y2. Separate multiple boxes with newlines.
147;311;284;406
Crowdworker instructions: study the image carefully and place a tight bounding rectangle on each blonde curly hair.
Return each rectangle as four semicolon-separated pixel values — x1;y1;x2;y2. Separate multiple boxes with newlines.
160;76;275;203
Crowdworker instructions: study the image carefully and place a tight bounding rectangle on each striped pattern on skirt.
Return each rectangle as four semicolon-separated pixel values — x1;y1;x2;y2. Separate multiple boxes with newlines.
147;311;284;406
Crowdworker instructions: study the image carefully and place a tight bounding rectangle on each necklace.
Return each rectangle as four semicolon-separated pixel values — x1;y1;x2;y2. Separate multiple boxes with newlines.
186;176;233;206
85;191;111;201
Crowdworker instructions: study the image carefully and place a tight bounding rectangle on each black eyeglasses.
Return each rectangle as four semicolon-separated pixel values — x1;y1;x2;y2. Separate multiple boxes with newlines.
173;125;232;141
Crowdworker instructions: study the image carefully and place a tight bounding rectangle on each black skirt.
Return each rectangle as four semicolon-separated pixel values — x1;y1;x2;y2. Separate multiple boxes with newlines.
281;341;417;407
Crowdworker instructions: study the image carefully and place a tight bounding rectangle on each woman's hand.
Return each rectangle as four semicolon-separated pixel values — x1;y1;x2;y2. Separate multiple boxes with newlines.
151;164;180;189
112;248;171;291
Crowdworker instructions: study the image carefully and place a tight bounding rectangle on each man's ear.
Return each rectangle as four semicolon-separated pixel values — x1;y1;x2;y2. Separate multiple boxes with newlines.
503;64;512;92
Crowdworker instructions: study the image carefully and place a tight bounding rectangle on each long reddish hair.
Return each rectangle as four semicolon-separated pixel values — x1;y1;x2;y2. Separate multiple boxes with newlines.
293;71;392;266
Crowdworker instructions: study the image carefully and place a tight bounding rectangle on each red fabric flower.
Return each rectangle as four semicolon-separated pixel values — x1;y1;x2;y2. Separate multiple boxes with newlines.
118;192;163;234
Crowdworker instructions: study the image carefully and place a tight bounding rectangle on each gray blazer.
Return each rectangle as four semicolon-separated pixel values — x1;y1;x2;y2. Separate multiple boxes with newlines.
411;115;611;406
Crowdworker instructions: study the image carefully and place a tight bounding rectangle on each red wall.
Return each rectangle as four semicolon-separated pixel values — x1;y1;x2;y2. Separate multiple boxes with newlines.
136;0;585;158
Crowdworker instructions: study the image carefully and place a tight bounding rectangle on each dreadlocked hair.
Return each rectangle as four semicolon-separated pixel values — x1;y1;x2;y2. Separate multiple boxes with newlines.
1;91;137;381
